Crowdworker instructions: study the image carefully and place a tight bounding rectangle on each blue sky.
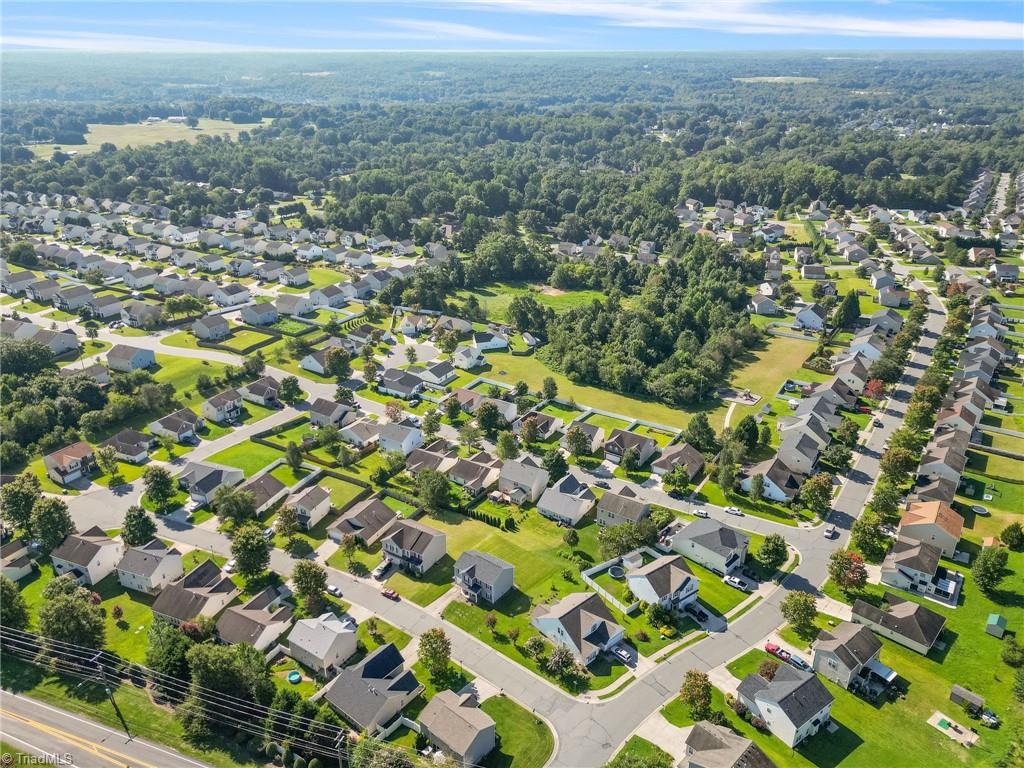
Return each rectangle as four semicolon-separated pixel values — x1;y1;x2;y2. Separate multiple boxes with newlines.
3;1;1022;51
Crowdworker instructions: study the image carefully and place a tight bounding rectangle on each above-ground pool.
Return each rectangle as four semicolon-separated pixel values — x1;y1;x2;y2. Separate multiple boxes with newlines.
287;671;302;684
608;565;625;579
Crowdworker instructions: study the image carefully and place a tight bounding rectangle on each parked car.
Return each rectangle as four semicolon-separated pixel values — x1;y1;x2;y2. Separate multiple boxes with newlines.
263;527;275;540
224;558;237;574
372;561;393;581
685;603;709;622
724;506;744;516
765;642;791;662
667;490;685;500
873;419;884;427
613;646;631;664
787;656;811;672
724;575;750;592
595;480;610;489
381;588;400;601
693;508;710;518
327;584;342;597
824;525;838;539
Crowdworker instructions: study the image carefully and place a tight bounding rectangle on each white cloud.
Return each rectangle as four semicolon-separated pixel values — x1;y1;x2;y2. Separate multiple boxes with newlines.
377;18;550;43
452;0;1024;40
0;31;276;52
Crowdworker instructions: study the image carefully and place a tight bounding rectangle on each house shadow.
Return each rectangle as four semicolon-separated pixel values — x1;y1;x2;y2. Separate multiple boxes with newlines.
928;628;959;664
492;588;533;621
796;718;863;768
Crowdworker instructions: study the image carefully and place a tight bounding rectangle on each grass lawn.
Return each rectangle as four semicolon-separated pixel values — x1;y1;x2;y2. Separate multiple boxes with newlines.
141;488;190;514
384;725;419;749
161;330;203;350
729;335;820;399
481;695;556;768
357;617;411;654
24;457;79;495
28;118;268;157
778;612;841;651
278;267;347;293
539;401;582;423
113;326;149;337
269;316;314;334
385;556;456;607
220;329;274;352
206;441;284;476
152;354;231;409
56;340;111;367
472;353;696;428
321;474;366;508
611;737;673;767
699;480;811;526
180;548;228;571
688;560;748;616
453;281;610;324
631;423;677;447
269;463;312;486
957;472;1023;520
581;412;632;434
93;460;148;488
0;654;265;768
269;655;319;698
19;560;154;664
327;542;383;575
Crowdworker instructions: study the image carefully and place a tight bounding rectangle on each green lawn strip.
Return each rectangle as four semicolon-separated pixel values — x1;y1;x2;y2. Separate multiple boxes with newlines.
0;654;263;768
141;488;190;514
382;495;418;517
356;617;411;655
269;464;313;486
538;401;582;422
688;560;747;616
206;441;285;476
93;460;148;488
596;675;636;700
384;725;420;749
152;354;232;409
777;612;842;652
220;329;274;352
699;481;808;526
481;694;555;768
631;423;677;447
181;548;228;571
385;556;456;607
161;330;202;350
269;655;319;698
610;737;673;766
327;543;383;576
957;472;1023;520
56;340;112;367
278;267;347;293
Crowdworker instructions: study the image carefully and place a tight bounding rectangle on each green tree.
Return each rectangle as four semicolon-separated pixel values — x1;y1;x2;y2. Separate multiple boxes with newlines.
519;416;539;446
30;497;75;552
277;505;299;548
835;418;860;446
620;447;641;472
0;575;30;631
800;472;834;516
476;401;502;435
458;423;482;451
684;413;718;453
869;478;902;523
749;473;765;500
1014;669;1024;704
717;460;736;491
146;618;195;681
231;521;270;578
543;448;568;481
541;377;558;401
415;469;450;513
324;348;352;381
734;415;759;450
757;533;788;570
563;529;579;548
828;549;868;595
879;446;917;481
495;431;520;460
422;410;441;441
564;424;590;457
418;627;452;680
121;505;158;547
143;465;175;510
780;591;818;636
758;422;772;446
851;510;889;560
679;669;713;720
38;581;104;649
292;560;328;615
443;396;462;422
973;547;1009;594
404;346;417;366
0;471;41;533
1000;522;1024;551
286;441;303;470
836;290;861;328
212;485;257;525
279;376;302;403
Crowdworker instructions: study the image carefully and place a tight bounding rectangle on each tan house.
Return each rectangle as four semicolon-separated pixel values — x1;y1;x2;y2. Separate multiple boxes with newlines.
898;501;963;558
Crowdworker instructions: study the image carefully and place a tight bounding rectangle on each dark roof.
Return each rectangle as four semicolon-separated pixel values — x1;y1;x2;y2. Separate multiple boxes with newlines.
100;429;153;455
884;536;941;576
454;550;513;587
852;592;946;649
241;473;287;510
331;497;398;543
630;555;693;599
814;622;881;670
384;519;444;554
215;586;292;645
679;518;749;556
51;526;115;566
684;721;777;768
117;539;180;578
596;490;649;522
321;643;420;730
151;559;236;622
206;389;241;408
739;665;833;727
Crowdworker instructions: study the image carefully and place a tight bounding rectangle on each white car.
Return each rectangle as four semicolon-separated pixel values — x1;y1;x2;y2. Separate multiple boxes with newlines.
693;508;710;518
724;575;749;592
824;525;838;539
724;506;744;516
326;584;342;597
224;558;237;573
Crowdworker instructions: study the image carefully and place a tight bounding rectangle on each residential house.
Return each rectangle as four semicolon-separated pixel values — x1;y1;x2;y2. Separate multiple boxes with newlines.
382;519;447;575
801;265;828;281
472;330;508;351
833;355;870;394
513;410;563;441
215;587;293;651
87;294;124;321
604;429;657;466
151;559;239;625
498;458;549;504
53;284;93;312
201;389;243;424
681;721;775;768
124;267;158;290
740;458;805;502
329;496;398;546
176;462;244;504
847;328;888;362
626;554;699;611
596;488;650;528
116;539;183;594
378;422;424;456
1;539;34;582
419;691;496;766
530;592;623;666
453;550;514;605
43;441;95;486
212;282;251;307
749;294;780;316
309;398;356;428
651;442;704;480
898;501;963;559
918;429;969;485
538;473;596;527
777;431;821;475
339;418;380;449
399;314;434;336
881;537;961;604
561;421;604;455
310;284;349;308
812;621;891;691
286;486;333;530
321;644;422;733
241;302;278;326
50;527;122;585
120;301;162;329
26;278;60;303
737;665;833;747
239;375;280;407
377;368;424;400
452;345;486;370
280;267;309;287
149;408;204;443
99;429;155;464
418;360;457;387
276;294;313;316
192;314;230;341
288;611;358;678
671;518;750;576
794;304;827;331
240;473;288;514
851;592;946;655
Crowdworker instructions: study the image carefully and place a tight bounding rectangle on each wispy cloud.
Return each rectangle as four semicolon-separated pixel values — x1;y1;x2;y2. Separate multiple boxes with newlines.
377;18;550;43
454;0;1024;40
0;31;278;52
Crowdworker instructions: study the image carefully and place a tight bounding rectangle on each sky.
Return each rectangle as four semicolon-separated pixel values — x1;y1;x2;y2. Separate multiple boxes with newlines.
3;1;1023;52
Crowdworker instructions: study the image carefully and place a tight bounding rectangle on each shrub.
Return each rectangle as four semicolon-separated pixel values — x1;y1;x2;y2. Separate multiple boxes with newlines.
635;630;650;643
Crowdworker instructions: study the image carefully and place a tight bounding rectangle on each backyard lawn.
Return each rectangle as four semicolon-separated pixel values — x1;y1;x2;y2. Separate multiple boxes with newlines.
278;267;347;293
56;340;111;367
481;695;556;768
385;556;456;607
152;354;232;409
611;737;673;767
206;440;283;476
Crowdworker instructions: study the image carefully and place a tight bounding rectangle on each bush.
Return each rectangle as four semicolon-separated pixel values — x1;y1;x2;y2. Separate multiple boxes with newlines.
635;630;650;643
1002;637;1024;668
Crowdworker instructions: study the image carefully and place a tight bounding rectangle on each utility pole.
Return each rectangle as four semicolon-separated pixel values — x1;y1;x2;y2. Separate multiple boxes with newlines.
91;652;132;740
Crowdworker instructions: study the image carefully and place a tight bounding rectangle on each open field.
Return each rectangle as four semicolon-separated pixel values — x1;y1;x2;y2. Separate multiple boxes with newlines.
454;281;616;323
27;119;269;157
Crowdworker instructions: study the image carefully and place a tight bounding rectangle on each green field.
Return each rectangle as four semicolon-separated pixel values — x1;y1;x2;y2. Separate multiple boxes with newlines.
454;281;613;324
207;440;284;476
152;354;232;409
481;695;556;768
278;267;348;293
28;118;269;157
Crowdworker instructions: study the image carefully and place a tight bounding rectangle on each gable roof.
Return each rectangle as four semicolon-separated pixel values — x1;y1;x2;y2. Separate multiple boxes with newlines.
151;559;237;622
629;554;693;599
678;518;749;556
117;539;179;577
738;665;833;727
852;592;946;648
901;501;964;541
419;691;494;758
51;526;116;566
321;643;420;730
289;611;356;661
597;490;649;522
331;497;399;542
884;536;940;576
454;550;513;587
814;621;881;670
531;592;622;659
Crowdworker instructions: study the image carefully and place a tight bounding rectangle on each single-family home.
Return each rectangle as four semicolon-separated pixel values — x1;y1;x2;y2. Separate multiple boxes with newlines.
51;527;122;585
192;314;230;341
538;473;596;527
596;488;650;528
329;496;398;546
671;518;750;575
120;301;163;329
378;368;424;400
99;429;155;464
239;375;280;407
53;284;94;312
898;501;963;559
1;539;34;582
308;398;355;428
851;592;946;655
275;294;313;316
382;519;447;575
151;559;239;625
320;644;422;733
777;430;821;475
43;441;95;486
212;282;251;307
340;418;380;449
651;442;704;480
812;621;892;691
176;462;244;504
741;458;805;502
241;302;278;326
116;539;183;594
531;592;623;666
124;267;159;290
749;294;780;316
604;429;657;466
453;550;514;605
452;345;486;370
310;284;349;308
472;330;508;351
149;408;204;443
286;486;333;530
378;422;423;456
881;537;961;604
737;665;833;747
681;721;773;768
279;267;309;287
288;611;358;677
626;554;699;610
794;304;827;331
561;421;605;455
498;458;549;504
215;586;293;652
201;389;243;424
